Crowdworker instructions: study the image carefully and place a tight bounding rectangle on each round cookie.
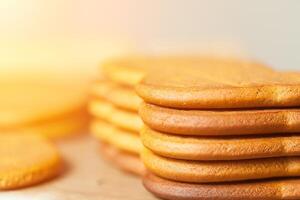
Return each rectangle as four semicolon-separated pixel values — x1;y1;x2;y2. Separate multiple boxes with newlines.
0;80;88;128
141;126;300;160
141;148;300;183
0;133;61;190
89;100;142;132
91;81;142;111
101;56;198;87
143;173;300;200
88;99;113;118
15;111;88;139
90;80;111;99
101;57;153;87
100;142;145;176
140;102;300;136
136;59;300;109
91;120;142;154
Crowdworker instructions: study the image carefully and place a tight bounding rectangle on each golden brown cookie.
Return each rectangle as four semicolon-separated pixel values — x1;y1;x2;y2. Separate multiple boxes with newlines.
141;148;300;183
141;126;300;160
0;80;88;128
140;102;300;136
143;173;300;200
91;81;142;111
91;120;142;154
99;142;145;176
136;59;300;109
0;133;61;190
89;100;142;132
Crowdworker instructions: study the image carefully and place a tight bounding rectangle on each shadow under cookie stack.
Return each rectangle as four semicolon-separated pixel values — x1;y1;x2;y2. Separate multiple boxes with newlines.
136;59;300;200
89;58;147;175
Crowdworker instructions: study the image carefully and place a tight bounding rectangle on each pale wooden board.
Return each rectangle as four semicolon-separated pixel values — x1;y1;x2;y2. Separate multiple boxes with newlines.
0;134;157;200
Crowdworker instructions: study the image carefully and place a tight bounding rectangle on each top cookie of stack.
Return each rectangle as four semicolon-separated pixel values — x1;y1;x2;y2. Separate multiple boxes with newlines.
136;58;300;200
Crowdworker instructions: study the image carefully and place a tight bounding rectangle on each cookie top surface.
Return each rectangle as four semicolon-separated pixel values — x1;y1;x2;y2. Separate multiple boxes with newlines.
136;59;300;109
0;79;88;128
140;102;300;136
141;126;300;160
143;173;300;200
0;133;61;189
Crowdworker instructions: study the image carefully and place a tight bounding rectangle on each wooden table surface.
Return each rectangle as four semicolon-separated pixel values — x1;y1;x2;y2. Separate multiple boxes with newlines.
0;134;157;200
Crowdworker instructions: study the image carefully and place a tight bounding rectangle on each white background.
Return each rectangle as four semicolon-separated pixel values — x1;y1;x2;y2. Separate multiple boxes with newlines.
0;0;299;75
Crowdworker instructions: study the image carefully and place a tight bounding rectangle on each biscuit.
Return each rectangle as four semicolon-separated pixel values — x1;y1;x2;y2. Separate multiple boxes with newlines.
141;126;300;160
91;81;142;111
143;173;300;200
101;57;154;86
136;59;300;109
0;81;87;128
89;99;114;118
101;56;208;86
90;80;111;99
91;120;142;154
19;111;88;139
99;142;145;176
0;133;61;190
89;100;142;132
140;102;300;136
141;148;300;183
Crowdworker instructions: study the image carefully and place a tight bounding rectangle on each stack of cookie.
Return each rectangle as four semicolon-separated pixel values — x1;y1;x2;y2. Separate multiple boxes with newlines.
90;57;206;175
0;76;88;140
136;59;300;200
90;58;150;175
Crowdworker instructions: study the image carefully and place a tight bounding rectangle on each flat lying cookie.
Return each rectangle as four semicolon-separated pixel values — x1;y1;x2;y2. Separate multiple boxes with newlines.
25;111;87;139
91;81;142;112
89;100;143;133
141;148;300;183
141;126;300;160
136;59;300;109
143;173;300;200
100;142;145;176
101;56;212;87
0;80;88;128
4;110;88;140
101;57;152;86
0;134;61;190
140;102;300;136
91;120;142;154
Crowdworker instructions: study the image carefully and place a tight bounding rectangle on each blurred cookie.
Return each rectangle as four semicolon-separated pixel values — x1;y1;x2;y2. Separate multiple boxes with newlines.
91;81;142;111
91;120;142;154
89;100;142;132
100;142;145;176
0;133;61;190
0;80;87;128
16;111;88;139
